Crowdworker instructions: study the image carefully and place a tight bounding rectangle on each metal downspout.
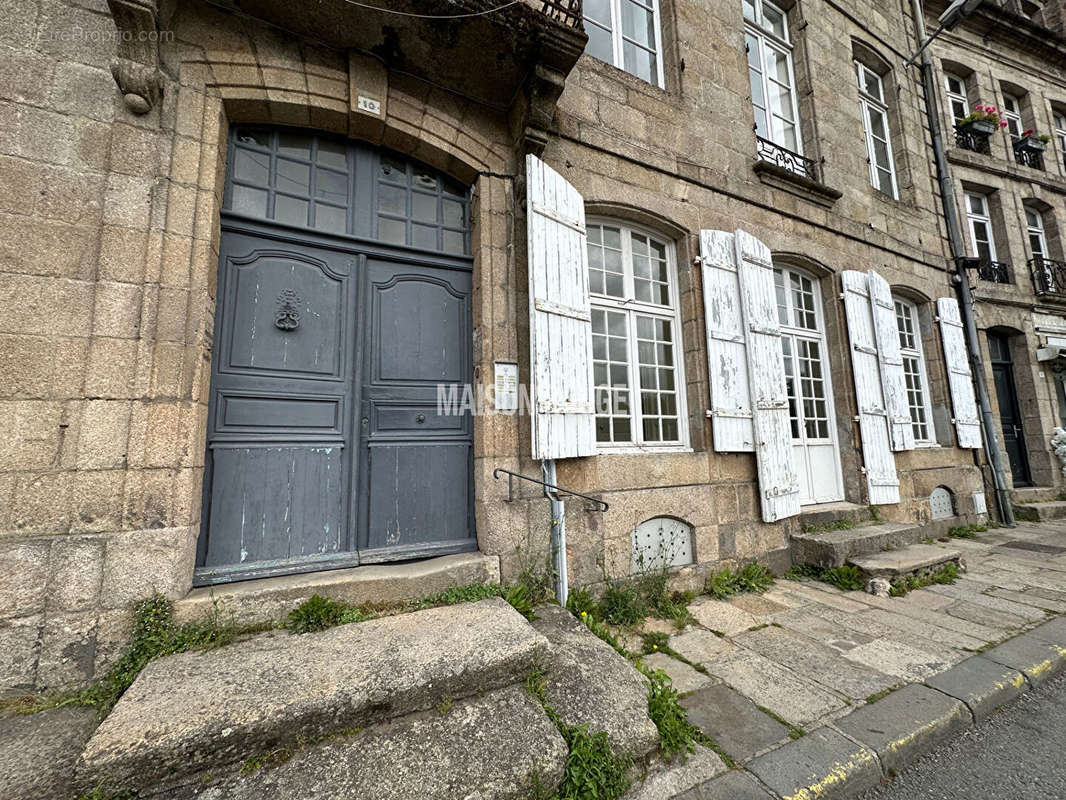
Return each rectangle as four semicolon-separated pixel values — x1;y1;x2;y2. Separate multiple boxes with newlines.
541;459;569;605
909;0;1015;526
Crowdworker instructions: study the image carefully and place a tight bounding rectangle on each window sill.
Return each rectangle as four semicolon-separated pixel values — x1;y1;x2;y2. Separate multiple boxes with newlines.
752;159;843;208
914;442;941;449
595;446;694;455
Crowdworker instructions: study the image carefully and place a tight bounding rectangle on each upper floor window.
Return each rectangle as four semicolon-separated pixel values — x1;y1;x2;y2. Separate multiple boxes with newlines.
584;0;665;87
945;73;969;123
587;222;686;449
856;62;897;198
894;298;935;443
1055;110;1066;166
1002;93;1024;137
745;0;801;155
1026;207;1048;259
965;193;997;262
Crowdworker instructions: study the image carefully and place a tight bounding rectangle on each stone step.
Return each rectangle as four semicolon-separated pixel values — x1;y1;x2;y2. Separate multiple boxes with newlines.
790;521;926;567
76;598;546;797
154;686;568;800
798;501;873;530
847;544;962;583
1010;486;1061;505
1012;501;1066;522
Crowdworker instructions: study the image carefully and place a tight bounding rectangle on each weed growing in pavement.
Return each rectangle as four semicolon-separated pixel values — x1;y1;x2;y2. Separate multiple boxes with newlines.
864;684;903;704
785;564;865;592
706;562;775;599
77;788;139;800
888;562;959;596
947;524;987;539
801;519;856;534
753;703;805;740
286;594;371;633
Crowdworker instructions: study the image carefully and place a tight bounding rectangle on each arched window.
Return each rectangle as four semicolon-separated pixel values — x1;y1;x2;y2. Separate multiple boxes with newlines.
855;59;898;198
586;220;688;449
893;297;935;444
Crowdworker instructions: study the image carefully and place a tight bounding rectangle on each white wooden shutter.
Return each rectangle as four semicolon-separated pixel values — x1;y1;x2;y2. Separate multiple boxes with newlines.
700;230;754;452
526;154;596;460
937;296;982;449
735;230;800;522
841;270;900;505
867;270;915;451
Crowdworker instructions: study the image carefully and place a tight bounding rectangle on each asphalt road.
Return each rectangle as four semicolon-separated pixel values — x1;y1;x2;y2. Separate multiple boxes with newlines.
860;669;1066;800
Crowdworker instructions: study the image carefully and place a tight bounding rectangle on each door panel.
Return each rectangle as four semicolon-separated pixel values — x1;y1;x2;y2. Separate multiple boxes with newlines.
988;333;1031;488
359;260;475;559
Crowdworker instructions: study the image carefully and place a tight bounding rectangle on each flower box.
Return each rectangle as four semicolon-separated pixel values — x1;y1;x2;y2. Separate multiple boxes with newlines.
959;118;996;136
1015;136;1048;153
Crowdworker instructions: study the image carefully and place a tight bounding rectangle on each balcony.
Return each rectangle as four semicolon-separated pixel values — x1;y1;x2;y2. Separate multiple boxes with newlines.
1012;136;1046;170
954;125;992;155
962;256;1013;284
755;136;820;182
1032;257;1066;297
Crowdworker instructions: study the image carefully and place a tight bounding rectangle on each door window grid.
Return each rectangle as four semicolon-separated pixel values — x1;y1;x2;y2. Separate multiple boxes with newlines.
588;222;686;449
856;63;898;198
945;73;969;123
745;0;802;154
224;128;471;256
1026;207;1048;258
775;267;830;443
583;0;665;87
1002;94;1023;137
965;193;997;261
894;299;935;443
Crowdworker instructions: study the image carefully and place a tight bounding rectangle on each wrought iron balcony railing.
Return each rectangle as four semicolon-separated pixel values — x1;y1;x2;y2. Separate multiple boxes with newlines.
755;136;820;182
961;256;1013;284
1031;257;1066;297
954;125;992;155
540;0;582;26
1013;143;1046;170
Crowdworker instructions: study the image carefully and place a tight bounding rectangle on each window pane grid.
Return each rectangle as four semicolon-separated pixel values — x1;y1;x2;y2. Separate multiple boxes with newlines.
894;298;934;443
747;6;801;155
583;0;663;86
797;338;829;439
588;223;683;448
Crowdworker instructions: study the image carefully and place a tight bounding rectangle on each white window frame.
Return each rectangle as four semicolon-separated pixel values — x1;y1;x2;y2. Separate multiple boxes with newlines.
1054;110;1066;166
965;192;998;262
945;72;969;124
856;62;898;199
587;219;689;453
583;0;666;88
1026;206;1048;259
745;0;803;155
893;297;936;445
1002;93;1024;138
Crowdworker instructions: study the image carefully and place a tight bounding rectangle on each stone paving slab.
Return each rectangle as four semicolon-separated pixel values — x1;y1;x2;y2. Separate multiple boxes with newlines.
841;638;950;682
781;582;873;613
941;599;1030;630
163;686;567;800
702;648;848;725
620;746;728;800
693;769;776;799
735;625;898;702
1029;614;1066;644
531;605;660;760
773;607;876;654
829;609;966;667
0;708;98;800
853;608;986;652
988;586;1066;612
681;683;789;762
834;684;971;775
925;582;1048;620
924;655;1029;723
746;726;882;800
687;598;758;636
859;594;1010;643
728;593;790;620
642;652;714;694
981;632;1066;686
77;598;545;796
667;628;734;666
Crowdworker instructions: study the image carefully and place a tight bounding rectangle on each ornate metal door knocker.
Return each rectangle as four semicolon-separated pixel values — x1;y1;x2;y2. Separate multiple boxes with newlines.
275;288;302;331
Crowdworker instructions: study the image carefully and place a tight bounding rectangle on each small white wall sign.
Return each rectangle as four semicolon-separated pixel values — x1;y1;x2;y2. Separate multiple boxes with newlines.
357;95;381;115
494;361;519;412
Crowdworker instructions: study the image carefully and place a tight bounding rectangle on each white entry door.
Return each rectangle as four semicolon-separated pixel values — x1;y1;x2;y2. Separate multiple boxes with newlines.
774;267;844;504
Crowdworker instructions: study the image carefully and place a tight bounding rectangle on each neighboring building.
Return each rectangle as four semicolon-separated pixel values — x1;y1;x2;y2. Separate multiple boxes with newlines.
930;0;1066;492
1;0;1059;693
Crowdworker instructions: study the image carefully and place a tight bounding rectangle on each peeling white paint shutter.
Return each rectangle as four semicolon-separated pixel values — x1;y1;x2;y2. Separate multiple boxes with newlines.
937;296;982;449
700;230;754;452
735;231;800;522
841;270;900;505
867;270;915;452
526;154;596;460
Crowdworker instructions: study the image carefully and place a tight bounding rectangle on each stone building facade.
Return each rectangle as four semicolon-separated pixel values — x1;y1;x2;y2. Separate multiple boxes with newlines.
3;0;1059;693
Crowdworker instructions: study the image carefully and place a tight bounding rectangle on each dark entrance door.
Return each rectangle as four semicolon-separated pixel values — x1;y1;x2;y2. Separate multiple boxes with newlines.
196;128;474;585
988;332;1032;487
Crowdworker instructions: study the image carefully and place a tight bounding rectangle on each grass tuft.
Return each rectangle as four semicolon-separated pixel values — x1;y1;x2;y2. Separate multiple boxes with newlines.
801;519;856;533
947;524;987;539
706;562;775;600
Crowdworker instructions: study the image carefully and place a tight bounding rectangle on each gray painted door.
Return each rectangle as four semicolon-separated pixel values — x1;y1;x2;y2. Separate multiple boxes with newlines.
197;129;474;585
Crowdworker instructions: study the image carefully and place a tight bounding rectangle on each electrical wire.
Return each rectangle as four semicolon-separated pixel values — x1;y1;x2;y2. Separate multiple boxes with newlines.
334;0;525;19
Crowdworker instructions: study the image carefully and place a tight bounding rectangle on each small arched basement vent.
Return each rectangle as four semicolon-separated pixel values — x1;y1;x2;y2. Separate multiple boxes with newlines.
929;486;956;520
631;517;694;574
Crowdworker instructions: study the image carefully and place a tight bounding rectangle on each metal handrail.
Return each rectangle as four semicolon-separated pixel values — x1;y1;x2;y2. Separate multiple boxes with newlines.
492;467;609;512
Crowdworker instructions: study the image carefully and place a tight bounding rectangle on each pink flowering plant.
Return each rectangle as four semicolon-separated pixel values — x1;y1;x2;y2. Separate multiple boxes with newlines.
959;104;1009;128
1020;128;1052;143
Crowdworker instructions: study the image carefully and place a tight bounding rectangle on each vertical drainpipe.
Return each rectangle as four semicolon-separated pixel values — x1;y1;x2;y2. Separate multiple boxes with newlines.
909;0;1016;526
541;459;569;606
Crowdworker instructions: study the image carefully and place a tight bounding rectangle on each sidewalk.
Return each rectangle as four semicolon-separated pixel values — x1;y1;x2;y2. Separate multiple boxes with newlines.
639;518;1066;799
